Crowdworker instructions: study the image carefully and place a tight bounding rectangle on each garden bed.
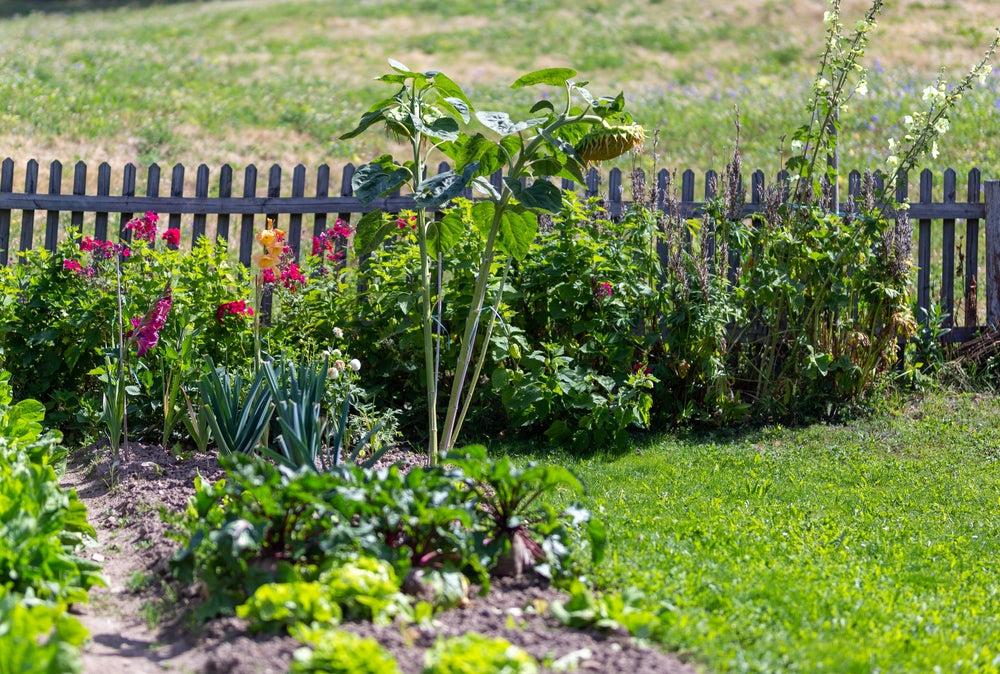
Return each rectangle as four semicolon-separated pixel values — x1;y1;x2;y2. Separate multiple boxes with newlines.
62;443;699;674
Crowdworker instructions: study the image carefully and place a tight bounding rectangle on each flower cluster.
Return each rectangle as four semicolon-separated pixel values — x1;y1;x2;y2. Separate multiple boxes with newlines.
128;287;172;357
62;259;92;276
64;236;131;276
216;299;254;324
396;215;417;231
256;220;306;291
125;211;160;243
80;235;130;260
162;228;181;247
595;281;613;298
326;351;362;379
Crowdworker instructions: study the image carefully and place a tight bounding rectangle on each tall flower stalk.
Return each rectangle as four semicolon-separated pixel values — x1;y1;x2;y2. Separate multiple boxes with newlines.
343;61;643;462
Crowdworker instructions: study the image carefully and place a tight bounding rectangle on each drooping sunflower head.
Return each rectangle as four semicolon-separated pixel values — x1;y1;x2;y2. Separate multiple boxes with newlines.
574;123;646;164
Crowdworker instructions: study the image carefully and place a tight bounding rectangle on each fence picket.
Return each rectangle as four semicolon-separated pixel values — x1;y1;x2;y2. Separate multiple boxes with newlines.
168;164;184;236
965;168;981;327
45;160;61;253
71;161;86;237
239;165;257;267
119;163;136;241
19;159;38;258
218;164;233;243
192;164;209;242
917;170;933;324
289;164;306;259
314;164;330;237
941;169;957;328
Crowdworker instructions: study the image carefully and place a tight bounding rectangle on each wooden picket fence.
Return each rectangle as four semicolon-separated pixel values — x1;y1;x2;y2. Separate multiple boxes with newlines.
1;158;998;341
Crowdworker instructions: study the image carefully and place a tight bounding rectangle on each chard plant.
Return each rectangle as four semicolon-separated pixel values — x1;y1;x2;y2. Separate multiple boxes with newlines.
342;60;643;462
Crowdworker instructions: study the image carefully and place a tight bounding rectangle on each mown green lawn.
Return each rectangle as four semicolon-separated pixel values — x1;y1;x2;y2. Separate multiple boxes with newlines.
524;392;1000;672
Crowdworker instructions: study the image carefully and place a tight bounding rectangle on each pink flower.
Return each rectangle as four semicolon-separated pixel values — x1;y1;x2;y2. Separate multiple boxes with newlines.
126;212;159;243
127;287;172;357
216;300;254;324
260;268;277;285
162;228;181;246
63;259;82;273
281;263;306;290
596;281;613;298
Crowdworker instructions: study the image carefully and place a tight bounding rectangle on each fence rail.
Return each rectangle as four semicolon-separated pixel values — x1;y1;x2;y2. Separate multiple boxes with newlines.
1;158;998;341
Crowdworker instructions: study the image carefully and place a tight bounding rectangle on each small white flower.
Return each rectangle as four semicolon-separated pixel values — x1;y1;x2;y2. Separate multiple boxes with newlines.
930;141;940;159
332;349;343;358
815;77;831;92
933;117;950;134
348;358;362;372
328;367;340;379
334;359;346;371
887;154;900;169
855;79;868;96
790;139;804;152
887;137;897;151
332;327;344;339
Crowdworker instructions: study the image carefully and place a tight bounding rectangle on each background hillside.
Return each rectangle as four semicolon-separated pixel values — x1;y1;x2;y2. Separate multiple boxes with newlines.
0;0;996;187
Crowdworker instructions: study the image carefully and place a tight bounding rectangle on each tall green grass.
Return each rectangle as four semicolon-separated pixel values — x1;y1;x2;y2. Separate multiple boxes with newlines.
522;392;1000;672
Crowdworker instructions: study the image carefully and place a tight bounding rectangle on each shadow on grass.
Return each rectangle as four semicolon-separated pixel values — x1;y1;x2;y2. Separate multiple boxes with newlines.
0;0;222;19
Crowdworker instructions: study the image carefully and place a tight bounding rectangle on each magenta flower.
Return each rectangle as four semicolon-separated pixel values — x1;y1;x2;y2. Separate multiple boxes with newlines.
128;287;172;357
597;281;613;298
162;228;181;246
216;299;254;324
281;263;306;290
63;259;83;273
125;212;159;243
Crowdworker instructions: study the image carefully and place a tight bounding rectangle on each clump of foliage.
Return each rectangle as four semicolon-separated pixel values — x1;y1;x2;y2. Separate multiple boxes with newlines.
169;450;601;620
0;371;102;674
289;626;401;674
423;633;539;674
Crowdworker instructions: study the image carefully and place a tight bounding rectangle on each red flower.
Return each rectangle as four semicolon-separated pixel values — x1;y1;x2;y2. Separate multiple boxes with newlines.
63;259;82;273
162;228;181;246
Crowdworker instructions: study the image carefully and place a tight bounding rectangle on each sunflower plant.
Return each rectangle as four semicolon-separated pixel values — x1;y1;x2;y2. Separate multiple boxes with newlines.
342;61;643;462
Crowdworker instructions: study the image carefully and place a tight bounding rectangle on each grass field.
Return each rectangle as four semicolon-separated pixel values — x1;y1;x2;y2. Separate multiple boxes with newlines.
530;391;1000;672
0;0;997;191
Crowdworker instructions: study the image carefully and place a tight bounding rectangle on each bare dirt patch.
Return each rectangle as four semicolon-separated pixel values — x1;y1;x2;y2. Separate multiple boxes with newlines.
61;442;702;674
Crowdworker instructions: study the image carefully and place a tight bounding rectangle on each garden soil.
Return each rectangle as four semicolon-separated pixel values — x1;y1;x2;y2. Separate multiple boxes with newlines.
61;443;702;674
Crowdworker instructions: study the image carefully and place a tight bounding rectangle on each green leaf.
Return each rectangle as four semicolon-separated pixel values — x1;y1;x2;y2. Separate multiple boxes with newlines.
428;210;467;257
469;200;496;240
440;97;471;124
505;178;562;213
498;208;538;261
387;57;411;73
413;114;460;142
511;67;577;88
353;210;396;259
529;99;556;114
414;162;480;210
440;133;503;175
352;161;410;204
476;111;546;137
340;108;389;141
